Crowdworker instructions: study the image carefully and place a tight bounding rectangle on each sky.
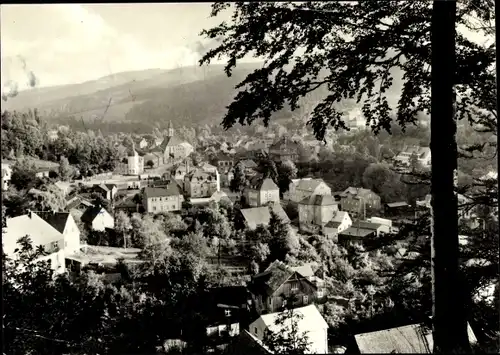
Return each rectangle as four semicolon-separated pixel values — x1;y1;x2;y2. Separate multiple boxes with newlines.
0;3;238;91
1;3;493;94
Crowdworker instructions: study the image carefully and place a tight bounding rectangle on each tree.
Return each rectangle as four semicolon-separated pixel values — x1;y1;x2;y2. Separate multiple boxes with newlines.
277;160;298;195
200;3;495;352
268;210;297;262
262;307;312;355
229;162;247;194
58;156;72;181
10;159;39;191
29;184;66;212
146;160;154;169
114;211;132;248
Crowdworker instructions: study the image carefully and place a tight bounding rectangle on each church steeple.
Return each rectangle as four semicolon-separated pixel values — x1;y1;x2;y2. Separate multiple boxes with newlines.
168;121;174;137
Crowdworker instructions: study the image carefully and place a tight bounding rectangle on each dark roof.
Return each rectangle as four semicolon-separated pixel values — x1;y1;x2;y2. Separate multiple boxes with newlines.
206;286;249;308
325;221;342;229
95;184;117;192
341;187;378;199
296;179;326;192
156;135;184;151
66;196;94;210
81;206;110;224
386;201;410;208
339;227;375;238
248;176;278;191
251;264;294;296
144;184;181;198
36;212;71;234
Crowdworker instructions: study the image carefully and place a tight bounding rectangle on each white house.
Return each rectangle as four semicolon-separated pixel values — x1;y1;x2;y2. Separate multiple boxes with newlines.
1;162;12;191
324;211;352;239
249;305;329;354
3;211;81;274
285;178;331;203
81;206;115;231
393;146;431;168
127;149;144;175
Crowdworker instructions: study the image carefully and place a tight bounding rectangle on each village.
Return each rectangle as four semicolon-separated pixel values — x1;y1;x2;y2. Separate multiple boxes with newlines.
2;115;495;354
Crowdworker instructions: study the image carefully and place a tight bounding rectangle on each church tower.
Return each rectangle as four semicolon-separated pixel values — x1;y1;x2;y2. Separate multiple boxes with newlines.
167;121;174;137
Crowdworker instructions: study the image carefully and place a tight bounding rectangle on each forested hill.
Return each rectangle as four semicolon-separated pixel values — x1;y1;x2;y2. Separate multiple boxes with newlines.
2;63;404;133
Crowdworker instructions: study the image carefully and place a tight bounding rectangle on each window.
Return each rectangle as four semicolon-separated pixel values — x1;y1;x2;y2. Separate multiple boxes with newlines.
303;295;309;304
254;327;258;336
225;309;231;317
317;290;324;298
291;283;298;291
282;299;287;308
153;206;157;211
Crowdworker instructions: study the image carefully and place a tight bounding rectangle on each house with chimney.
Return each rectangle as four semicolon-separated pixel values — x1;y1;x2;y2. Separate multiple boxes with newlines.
298;194;340;233
142;184;184;214
243;176;280;207
284;178;332;203
247;261;324;315
183;164;220;199
336;187;381;218
268;136;300;162
3;211;81;274
238;203;290;230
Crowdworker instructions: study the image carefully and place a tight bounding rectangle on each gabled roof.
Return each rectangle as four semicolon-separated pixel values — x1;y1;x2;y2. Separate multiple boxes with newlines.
248;176;279;191
66;196;94;210
296;178;326;192
36;211;72;234
299;194;337;206
354;322;477;354
252;262;294;296
3;213;63;255
144;184;181;198
157;135;184;150
341;187;377;199
257;305;328;333
240;203;290;230
81;206;111;224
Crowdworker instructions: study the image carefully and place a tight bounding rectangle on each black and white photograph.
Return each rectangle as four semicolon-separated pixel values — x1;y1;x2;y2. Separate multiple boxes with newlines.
1;2;498;354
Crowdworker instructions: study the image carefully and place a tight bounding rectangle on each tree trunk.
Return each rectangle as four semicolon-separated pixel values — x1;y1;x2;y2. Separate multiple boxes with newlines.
430;1;470;353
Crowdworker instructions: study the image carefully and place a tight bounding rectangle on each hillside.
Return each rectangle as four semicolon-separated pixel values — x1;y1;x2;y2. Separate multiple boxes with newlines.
1;63;404;132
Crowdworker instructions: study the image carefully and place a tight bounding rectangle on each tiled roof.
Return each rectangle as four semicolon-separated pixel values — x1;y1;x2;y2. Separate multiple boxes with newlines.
341;187;376;199
36;211;71;234
81;206;110;224
354;322;477;354
296;178;326;192
252;262;294;296
144;184;181;198
240;203;290;230
299;194;337;206
158;135;184;150
339;227;375;238
325;221;342;229
3;213;63;255
248;176;278;191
